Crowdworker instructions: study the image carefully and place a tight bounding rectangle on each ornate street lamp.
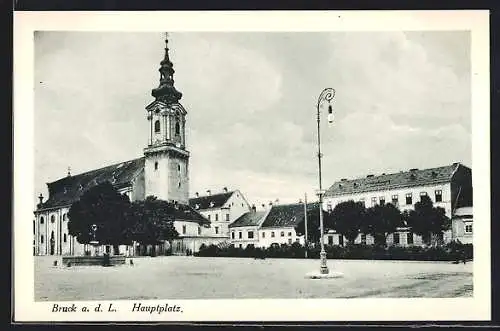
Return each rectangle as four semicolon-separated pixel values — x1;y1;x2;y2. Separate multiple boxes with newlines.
306;88;343;279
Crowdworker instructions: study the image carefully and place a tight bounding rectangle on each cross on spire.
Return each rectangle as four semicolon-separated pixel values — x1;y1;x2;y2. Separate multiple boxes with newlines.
151;32;182;104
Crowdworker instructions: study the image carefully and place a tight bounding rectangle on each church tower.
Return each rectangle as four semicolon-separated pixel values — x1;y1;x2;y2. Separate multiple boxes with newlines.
144;33;190;204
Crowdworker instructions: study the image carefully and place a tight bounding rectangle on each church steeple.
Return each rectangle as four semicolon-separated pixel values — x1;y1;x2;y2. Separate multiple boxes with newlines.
151;32;182;104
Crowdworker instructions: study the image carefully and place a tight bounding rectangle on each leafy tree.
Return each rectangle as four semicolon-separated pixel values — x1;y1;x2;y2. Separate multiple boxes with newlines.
406;195;451;246
295;207;322;245
68;181;130;254
124;196;179;255
330;200;366;245
363;203;404;247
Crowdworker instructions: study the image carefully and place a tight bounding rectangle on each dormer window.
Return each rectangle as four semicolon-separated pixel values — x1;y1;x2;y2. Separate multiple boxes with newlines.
209;202;215;208
195;204;200;210
154;120;160;133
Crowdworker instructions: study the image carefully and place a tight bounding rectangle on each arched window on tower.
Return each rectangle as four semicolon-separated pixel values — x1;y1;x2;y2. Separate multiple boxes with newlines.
154;120;160;133
175;122;180;136
40;217;44;224
51;215;55;223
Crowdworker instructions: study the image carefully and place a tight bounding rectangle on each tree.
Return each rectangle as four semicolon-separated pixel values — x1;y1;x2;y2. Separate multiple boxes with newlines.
330;201;366;245
68;181;130;254
406;195;451;246
363;203;403;247
295;207;322;245
124;196;179;255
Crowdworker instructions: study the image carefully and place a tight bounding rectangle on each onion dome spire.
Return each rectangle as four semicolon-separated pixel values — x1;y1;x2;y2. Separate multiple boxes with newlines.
151;32;182;104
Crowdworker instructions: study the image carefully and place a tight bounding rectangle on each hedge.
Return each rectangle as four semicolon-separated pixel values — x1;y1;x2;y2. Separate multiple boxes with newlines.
194;241;473;262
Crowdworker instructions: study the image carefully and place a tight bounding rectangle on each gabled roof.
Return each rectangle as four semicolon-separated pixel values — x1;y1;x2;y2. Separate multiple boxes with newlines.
136;199;209;225
189;191;234;210
325;163;465;197
39;157;145;210
261;202;320;229
229;211;267;228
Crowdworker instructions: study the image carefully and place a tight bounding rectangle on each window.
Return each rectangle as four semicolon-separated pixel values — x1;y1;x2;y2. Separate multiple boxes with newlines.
33;221;35;234
405;193;413;205
239;232;242;239
40;217;44;224
371;197;377;206
178;164;181;172
407;232;414;245
239;244;243;248
198;226;201;235
465;223;473;233
435;190;443;202
154;120;160;133
339;235;344;247
215;226;219;235
391;195;398;205
154;161;158;170
393;233;400;245
175;122;180;135
215;214;219;221
262;232;266;238
51;215;55;223
328;235;333;245
379;196;385;205
178;182;181;188
288;238;292;245
271;232;275;238
231;231;235;239
359;198;365;207
248;231;254;239
420;191;428;201
361;233;367;244
41;235;44;244
288;232;292;237
327;203;333;212
207;215;211;221
63;233;67;243
226;214;230;221
280;231;284;237
182;225;186;235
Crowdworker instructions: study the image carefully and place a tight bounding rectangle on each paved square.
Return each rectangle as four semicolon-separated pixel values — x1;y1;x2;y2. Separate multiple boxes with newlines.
35;256;473;301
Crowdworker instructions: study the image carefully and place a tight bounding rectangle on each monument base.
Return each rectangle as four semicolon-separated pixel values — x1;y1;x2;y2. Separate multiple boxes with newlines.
62;255;126;266
305;271;344;279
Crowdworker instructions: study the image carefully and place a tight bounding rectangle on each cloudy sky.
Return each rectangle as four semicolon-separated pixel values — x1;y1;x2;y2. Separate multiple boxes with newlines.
34;31;471;208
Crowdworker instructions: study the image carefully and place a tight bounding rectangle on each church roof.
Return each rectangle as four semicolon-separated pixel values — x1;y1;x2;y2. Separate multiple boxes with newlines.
229;211;267;228
39;157;145;210
325;163;464;197
261;202;320;229
189;191;234;210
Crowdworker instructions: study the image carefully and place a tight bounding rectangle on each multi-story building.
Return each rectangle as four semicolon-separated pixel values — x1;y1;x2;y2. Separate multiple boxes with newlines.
189;188;251;239
323;162;473;245
229;205;269;249
34;34;219;256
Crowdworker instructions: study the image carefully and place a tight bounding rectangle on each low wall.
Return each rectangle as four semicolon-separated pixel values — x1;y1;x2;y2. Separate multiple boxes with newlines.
62;255;126;266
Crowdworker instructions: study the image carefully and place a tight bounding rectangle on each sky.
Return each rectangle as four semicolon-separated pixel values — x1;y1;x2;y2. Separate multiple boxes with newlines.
34;31;471;209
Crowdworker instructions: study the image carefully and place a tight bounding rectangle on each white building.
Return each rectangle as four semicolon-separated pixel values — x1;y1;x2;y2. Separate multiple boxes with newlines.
229;206;269;249
34;34;219;256
451;207;473;244
189;188;251;240
323;162;473;245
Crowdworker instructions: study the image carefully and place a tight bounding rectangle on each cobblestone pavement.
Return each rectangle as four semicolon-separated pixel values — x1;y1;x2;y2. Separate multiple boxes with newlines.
35;256;473;301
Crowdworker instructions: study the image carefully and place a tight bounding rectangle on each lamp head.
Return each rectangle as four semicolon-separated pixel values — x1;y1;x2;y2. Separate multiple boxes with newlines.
327;104;334;123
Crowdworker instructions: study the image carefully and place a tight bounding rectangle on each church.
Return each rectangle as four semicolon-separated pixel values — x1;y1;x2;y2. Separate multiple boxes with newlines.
33;34;230;256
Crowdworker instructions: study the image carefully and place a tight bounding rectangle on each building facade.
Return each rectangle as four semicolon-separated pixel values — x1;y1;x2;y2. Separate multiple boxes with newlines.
34;34;217;256
229;206;268;249
189;188;251;239
323;162;472;245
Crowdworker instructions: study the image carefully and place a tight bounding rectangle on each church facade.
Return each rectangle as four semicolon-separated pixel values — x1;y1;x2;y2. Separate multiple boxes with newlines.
33;34;225;256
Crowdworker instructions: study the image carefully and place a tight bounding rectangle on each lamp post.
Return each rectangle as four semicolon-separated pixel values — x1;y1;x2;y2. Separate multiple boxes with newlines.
316;88;335;275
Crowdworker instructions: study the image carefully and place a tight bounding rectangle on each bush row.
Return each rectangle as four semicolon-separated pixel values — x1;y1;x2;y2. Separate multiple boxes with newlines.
195;242;473;261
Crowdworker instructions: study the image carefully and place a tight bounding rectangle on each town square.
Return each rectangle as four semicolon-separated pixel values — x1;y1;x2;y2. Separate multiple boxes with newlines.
31;28;475;302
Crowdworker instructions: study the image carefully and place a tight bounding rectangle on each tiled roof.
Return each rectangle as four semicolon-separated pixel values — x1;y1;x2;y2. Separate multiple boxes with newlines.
189;191;234;210
148;201;209;225
39;157;145;209
325;163;463;197
261;202;320;229
454;207;473;218
229;211;267;228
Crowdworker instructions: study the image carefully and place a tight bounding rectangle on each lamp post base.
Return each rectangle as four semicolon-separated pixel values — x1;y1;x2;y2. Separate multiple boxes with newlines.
320;250;329;274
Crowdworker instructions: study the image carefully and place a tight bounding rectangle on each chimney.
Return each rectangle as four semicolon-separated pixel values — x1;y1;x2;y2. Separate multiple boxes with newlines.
206;190;211;196
38;193;43;205
261;203;265;209
195;192;199;197
223;187;228;193
251;204;256;212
